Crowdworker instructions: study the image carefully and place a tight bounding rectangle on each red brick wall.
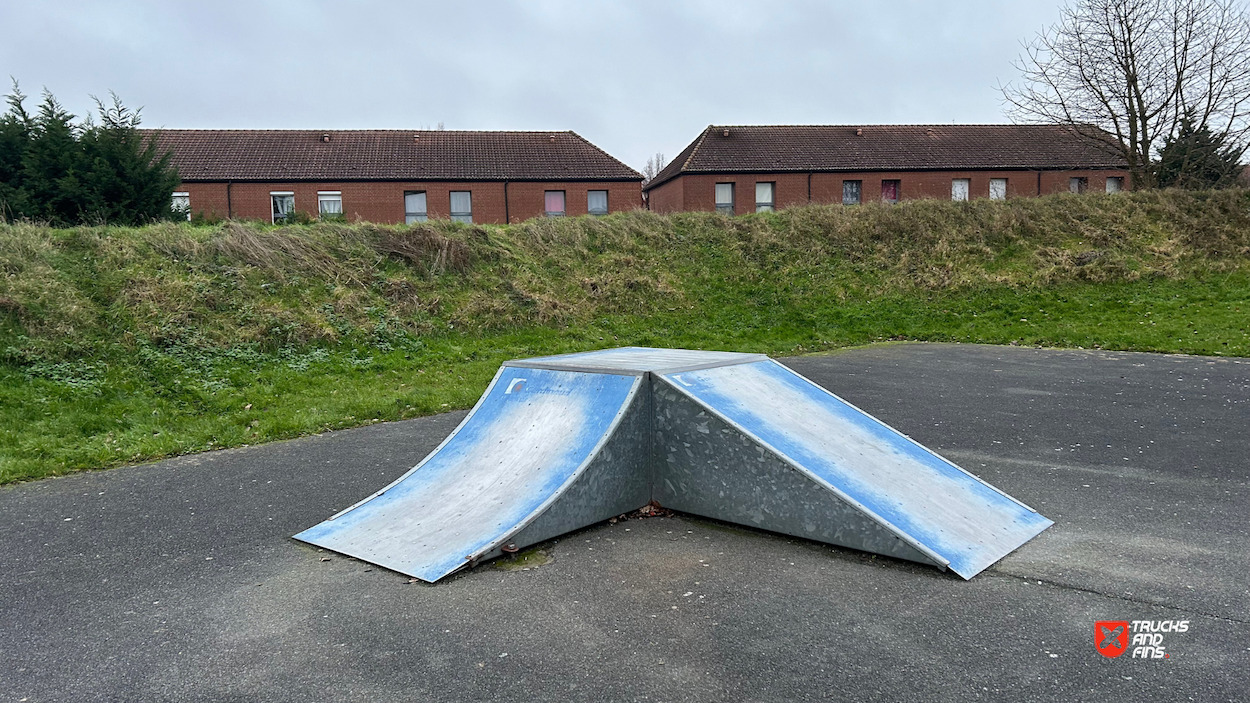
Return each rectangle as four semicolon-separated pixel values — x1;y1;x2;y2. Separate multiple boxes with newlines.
646;169;1132;213
176;180;643;224
645;177;685;214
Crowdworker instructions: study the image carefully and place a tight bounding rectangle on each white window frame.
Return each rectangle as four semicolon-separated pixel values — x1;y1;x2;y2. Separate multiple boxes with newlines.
544;190;566;217
715;183;734;215
404;191;428;224
172;192;190;221
587;190;608;216
755;182;775;212
449;191;472;223
270;191;295;223
989;178;1008;200
317;191;343;218
951;178;970;202
1106;176;1124;193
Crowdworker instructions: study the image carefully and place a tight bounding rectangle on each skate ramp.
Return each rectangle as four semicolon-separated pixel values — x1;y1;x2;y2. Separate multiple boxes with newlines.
297;348;1052;581
656;360;1054;579
294;366;649;582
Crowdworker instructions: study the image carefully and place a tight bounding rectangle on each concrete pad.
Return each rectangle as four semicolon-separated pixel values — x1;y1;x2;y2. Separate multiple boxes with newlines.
1;344;1245;702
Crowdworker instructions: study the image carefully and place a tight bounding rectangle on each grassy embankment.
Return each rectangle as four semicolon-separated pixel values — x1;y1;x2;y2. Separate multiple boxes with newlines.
2;189;1248;484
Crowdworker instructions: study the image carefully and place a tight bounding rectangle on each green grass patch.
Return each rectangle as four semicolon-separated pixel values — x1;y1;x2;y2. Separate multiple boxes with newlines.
2;190;1248;483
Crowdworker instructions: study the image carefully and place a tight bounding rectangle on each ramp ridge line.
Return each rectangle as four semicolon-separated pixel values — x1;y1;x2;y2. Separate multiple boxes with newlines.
460;375;645;563
325;366;509;521
774;360;1043;514
655;372;951;570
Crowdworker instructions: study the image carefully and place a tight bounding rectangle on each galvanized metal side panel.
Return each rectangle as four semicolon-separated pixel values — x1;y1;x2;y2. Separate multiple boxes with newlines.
294;368;639;582
662;360;1053;579
652;381;945;568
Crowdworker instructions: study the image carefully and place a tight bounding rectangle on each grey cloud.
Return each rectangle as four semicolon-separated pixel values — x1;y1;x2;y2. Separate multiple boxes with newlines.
0;0;1062;170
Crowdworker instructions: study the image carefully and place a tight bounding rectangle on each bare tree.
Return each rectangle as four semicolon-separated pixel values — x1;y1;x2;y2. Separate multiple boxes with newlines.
1001;0;1250;187
642;152;667;183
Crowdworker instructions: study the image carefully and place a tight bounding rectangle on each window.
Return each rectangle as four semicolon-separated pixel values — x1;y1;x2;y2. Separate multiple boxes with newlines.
404;191;427;223
270;192;294;223
842;180;862;205
318;191;343;219
1069;177;1089;193
587;190;608;216
544;190;566;217
881;180;900;203
449;191;472;223
989;178;1008;200
755;182;775;212
715;183;735;214
171;192;190;221
1106;176;1124;193
951;178;970;201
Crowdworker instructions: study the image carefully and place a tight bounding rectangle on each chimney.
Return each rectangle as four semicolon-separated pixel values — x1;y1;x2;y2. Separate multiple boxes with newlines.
549;135;556;143
321;133;331;143
855;128;863;136
722;128;731;137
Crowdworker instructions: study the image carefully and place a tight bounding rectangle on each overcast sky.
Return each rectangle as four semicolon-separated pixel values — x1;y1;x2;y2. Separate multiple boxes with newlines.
1;1;1064;171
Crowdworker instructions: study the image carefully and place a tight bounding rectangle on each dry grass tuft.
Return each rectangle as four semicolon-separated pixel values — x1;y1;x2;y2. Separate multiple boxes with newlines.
375;227;471;275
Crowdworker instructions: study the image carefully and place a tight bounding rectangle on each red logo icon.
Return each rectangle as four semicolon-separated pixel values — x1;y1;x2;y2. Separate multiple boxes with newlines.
1095;621;1129;658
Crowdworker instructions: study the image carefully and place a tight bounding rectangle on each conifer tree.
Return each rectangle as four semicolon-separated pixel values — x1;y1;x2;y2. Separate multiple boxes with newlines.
1156;111;1246;189
0;83;179;225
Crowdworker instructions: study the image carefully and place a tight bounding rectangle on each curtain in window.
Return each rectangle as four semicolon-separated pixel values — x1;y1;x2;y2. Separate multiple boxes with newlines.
1105;177;1123;193
715;183;733;206
450;191;472;222
544;190;566;215
951;179;970;201
272;195;293;220
755;182;774;211
405;192;427;223
842;181;861;205
881;180;899;202
319;197;342;214
587;190;608;214
989;179;1007;200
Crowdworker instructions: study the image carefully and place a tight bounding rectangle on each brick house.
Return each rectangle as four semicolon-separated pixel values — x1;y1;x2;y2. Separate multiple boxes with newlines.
151;130;643;224
644;125;1131;214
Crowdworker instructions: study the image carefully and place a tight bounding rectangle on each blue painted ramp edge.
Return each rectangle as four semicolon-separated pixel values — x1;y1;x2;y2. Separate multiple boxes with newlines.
295;367;640;582
663;360;1053;578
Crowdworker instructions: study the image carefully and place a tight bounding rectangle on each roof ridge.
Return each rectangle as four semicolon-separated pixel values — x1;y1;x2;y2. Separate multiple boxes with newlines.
141;128;583;135
681;125;713;171
702;123;1087;130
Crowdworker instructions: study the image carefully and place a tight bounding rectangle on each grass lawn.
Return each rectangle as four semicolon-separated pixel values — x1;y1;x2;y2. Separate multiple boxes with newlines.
2;191;1248;483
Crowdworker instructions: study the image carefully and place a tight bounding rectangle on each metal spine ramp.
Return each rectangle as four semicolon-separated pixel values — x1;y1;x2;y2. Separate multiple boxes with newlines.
296;348;1052;581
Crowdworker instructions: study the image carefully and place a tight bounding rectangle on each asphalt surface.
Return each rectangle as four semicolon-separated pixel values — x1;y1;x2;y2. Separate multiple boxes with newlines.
1;343;1247;702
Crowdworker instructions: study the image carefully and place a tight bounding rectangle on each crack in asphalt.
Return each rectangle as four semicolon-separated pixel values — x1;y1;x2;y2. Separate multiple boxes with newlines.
990;570;1250;625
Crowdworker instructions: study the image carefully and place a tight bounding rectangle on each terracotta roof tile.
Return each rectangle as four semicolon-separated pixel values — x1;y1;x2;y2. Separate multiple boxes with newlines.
144;129;642;182
645;124;1127;190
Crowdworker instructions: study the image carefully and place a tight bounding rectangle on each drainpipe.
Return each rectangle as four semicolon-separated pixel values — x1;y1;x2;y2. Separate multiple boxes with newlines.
227;181;233;219
807;173;812;203
504;181;510;224
1036;171;1041;196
